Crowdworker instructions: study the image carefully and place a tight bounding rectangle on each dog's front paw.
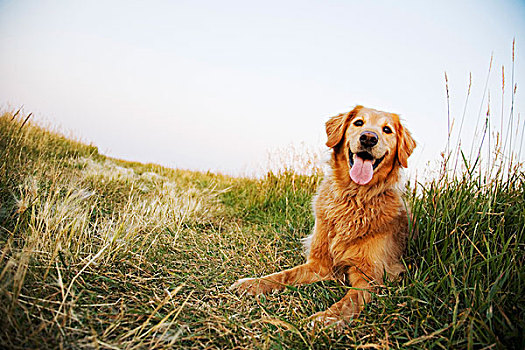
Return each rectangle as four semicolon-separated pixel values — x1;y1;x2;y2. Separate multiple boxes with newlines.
230;277;281;295
230;277;265;295
308;310;346;330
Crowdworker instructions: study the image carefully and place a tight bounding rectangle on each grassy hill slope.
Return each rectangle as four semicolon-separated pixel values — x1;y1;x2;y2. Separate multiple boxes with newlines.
0;111;523;349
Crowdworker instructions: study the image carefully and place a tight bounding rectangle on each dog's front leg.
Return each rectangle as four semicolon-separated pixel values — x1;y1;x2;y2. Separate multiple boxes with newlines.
230;260;332;295
310;267;374;327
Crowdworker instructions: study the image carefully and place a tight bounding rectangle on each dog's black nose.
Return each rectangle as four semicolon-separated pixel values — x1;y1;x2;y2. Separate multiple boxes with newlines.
359;131;378;148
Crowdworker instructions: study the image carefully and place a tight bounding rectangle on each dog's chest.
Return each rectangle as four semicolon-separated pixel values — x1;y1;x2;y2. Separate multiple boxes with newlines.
323;193;400;240
314;189;402;265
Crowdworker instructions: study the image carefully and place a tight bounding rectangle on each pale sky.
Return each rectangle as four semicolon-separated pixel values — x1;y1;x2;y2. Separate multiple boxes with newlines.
1;0;524;176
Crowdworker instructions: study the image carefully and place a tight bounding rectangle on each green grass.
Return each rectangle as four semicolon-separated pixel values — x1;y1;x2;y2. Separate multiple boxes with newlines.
0;107;523;349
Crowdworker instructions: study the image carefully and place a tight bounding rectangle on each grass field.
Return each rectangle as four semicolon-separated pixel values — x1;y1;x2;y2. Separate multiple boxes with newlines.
0;107;523;349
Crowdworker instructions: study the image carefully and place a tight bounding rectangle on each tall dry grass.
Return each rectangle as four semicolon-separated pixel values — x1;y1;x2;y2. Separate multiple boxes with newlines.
0;111;226;348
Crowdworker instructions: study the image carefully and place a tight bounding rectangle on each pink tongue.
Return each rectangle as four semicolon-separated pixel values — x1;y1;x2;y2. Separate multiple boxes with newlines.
350;156;374;185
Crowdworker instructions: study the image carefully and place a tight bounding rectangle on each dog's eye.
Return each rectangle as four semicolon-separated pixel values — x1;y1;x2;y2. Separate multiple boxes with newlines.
354;120;364;127
383;126;393;134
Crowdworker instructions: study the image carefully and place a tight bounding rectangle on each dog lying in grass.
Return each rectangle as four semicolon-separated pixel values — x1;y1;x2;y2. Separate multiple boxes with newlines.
231;105;416;327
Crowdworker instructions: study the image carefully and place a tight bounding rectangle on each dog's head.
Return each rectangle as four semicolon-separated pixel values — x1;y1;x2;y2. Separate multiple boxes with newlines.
325;105;416;186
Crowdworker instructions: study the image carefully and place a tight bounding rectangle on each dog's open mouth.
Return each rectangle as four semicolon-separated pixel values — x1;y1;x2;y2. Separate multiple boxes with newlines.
348;151;385;185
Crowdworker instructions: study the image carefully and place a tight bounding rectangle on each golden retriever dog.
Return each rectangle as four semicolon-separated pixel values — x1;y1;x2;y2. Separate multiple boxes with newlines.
231;105;416;326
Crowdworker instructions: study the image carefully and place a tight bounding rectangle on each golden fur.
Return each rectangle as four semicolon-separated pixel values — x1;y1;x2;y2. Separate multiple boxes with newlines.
231;105;416;326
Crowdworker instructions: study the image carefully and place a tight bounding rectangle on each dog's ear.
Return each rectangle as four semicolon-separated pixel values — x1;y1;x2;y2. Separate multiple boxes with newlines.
395;118;416;168
325;105;362;148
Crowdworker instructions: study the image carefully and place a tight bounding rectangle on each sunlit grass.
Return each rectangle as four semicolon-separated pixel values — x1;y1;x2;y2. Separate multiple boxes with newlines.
0;112;229;348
